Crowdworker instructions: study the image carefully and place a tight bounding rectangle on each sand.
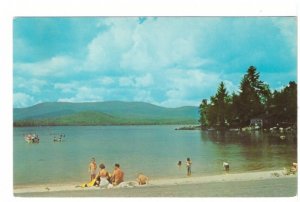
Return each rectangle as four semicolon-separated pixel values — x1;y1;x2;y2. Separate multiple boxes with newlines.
14;170;297;197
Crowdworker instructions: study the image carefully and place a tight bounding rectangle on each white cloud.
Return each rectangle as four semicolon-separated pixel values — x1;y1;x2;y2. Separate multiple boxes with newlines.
85;18;136;71
119;18;213;71
58;86;105;103
13;17;296;108
271;17;296;56
223;80;239;94
14;77;47;93
85;17;216;73
14;92;35;108
135;73;153;87
133;90;155;103
156;69;222;107
54;82;79;93
118;73;153;88
14;38;35;61
100;77;114;85
119;77;135;87
14;56;77;77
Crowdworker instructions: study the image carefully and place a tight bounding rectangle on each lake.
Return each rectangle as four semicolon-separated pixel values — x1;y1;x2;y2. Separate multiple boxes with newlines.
13;125;297;186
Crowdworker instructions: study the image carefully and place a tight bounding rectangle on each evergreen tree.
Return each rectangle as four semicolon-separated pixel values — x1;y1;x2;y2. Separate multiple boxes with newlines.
199;99;209;129
236;66;270;126
215;82;230;128
269;81;297;126
199;65;296;131
206;95;217;128
205;82;230;129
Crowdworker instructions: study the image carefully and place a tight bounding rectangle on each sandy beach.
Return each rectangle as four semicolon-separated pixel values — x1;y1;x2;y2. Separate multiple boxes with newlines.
14;170;297;197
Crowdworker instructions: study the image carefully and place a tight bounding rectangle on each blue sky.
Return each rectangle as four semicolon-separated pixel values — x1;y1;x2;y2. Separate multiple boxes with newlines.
13;17;297;108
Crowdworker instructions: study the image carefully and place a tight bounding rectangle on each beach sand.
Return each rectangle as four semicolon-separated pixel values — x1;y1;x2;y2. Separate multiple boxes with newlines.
14;170;297;197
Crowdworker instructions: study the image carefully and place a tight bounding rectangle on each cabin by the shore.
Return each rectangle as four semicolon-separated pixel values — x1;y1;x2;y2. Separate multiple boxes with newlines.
250;118;263;129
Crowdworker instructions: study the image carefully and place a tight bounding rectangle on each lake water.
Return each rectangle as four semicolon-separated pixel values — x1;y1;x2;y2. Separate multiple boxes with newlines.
13;125;297;186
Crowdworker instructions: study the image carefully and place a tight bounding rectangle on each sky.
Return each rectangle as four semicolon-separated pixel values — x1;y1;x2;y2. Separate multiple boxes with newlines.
13;17;297;108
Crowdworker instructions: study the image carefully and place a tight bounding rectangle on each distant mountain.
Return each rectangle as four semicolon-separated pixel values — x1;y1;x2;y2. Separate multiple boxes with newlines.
13;101;199;126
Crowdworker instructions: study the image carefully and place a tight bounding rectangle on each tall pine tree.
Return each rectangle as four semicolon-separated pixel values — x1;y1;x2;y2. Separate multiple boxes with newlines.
236;66;270;126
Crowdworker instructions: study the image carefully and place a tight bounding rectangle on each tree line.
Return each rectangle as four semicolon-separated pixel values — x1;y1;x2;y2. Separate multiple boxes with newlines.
199;66;297;130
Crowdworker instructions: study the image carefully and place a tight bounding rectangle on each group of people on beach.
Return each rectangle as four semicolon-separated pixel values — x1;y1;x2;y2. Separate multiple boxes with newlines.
88;157;149;188
178;158;230;176
87;156;297;189
89;158;124;187
177;157;193;176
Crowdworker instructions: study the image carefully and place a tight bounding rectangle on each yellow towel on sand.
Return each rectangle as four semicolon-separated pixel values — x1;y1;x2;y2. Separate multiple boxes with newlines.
81;178;96;188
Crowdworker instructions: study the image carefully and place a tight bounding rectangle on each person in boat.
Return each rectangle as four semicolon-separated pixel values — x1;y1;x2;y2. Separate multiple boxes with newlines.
95;163;111;187
136;173;149;185
33;135;39;143
28;134;32;140
89;157;97;181
111;163;124;186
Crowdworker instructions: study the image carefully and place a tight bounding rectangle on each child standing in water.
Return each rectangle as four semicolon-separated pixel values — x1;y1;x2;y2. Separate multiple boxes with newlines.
89;157;97;181
177;160;182;168
186;157;192;176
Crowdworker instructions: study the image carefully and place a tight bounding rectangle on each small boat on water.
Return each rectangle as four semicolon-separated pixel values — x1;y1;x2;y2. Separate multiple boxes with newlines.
53;134;65;142
24;134;40;143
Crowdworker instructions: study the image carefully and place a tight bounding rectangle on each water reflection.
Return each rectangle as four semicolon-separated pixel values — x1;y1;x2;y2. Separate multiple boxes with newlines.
199;130;297;172
200;130;297;146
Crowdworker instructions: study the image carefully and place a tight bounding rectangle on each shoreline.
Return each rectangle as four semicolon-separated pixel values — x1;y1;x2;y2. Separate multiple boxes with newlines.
14;169;297;196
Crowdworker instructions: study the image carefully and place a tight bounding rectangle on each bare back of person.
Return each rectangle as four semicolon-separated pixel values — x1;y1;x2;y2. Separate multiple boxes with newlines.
137;174;149;185
112;167;124;185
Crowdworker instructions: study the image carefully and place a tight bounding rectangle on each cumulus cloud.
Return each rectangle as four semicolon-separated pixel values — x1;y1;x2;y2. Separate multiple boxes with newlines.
222;80;240;94
84;17;216;73
13;17;297;108
133;90;155;103
120;18;210;71
85;18;137;71
58;86;105;103
54;82;79;93
118;73;154;88
135;73;153;87
271;17;297;56
14;77;47;93
14;56;77;77
156;69;222;107
100;77;115;85
119;77;135;87
14;92;36;108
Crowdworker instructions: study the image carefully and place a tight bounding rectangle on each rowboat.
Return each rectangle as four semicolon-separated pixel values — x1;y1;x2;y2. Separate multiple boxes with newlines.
24;134;39;143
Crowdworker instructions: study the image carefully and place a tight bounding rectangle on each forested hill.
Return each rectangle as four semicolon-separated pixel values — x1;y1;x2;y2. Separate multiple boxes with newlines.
13;101;199;126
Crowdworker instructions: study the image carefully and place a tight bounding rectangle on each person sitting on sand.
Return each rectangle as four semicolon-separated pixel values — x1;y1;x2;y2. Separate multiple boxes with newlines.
95;163;110;187
186;157;192;176
282;162;297;175
111;163;124;186
89;157;97;181
137;173;149;185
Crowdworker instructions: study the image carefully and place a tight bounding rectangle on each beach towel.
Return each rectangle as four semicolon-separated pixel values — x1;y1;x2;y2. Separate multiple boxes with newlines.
80;178;96;188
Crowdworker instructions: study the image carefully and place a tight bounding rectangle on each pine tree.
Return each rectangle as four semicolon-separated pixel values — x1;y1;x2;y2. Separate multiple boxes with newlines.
236;66;270;126
206;82;230;129
199;99;209;129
